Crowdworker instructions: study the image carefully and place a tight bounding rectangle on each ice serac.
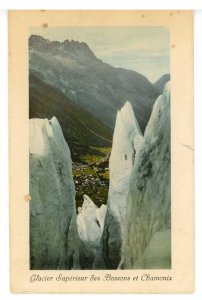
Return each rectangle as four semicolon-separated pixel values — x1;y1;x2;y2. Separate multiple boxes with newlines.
122;82;171;269
101;101;144;269
77;195;107;269
29;116;80;270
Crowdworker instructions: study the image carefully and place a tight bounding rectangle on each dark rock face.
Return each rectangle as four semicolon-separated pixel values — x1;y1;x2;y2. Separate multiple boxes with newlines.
29;35;158;132
29;117;80;270
29;74;113;161
123;83;171;269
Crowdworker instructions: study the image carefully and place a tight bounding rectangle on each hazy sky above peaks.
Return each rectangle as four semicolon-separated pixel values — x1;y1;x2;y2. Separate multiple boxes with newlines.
30;26;170;83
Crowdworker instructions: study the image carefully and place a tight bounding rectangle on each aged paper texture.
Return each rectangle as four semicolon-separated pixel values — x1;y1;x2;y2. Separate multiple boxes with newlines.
9;10;194;293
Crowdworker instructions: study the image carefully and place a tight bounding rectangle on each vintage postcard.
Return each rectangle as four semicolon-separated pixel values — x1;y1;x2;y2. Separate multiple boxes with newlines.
9;10;194;293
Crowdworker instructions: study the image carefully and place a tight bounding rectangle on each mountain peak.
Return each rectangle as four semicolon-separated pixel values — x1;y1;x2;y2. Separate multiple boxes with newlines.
29;34;52;44
29;34;98;61
29;34;158;132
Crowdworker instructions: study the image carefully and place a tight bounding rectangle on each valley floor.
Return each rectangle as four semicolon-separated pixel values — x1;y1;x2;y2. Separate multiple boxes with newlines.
72;147;111;209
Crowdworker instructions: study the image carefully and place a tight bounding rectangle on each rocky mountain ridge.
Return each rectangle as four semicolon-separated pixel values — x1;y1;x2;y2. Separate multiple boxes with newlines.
29;34;159;132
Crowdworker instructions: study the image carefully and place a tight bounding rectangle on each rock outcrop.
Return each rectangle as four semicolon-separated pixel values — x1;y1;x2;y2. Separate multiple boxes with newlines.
29;116;80;269
77;195;107;269
122;83;171;269
101;101;144;269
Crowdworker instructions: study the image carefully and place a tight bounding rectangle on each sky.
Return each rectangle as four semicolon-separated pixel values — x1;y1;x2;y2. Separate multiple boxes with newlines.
30;27;170;83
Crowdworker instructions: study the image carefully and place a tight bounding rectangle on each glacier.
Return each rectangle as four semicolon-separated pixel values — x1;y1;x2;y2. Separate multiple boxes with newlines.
29;82;171;270
122;82;171;269
77;195;107;269
29;117;80;270
101;101;144;269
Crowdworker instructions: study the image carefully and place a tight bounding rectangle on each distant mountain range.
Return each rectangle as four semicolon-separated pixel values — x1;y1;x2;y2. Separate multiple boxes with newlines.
29;35;160;133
